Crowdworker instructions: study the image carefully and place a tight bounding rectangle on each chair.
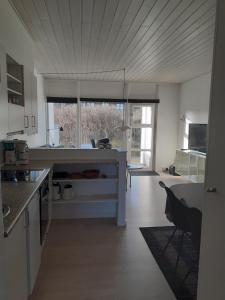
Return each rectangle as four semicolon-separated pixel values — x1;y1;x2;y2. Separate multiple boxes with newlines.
90;138;96;148
181;207;202;284
127;164;143;188
159;181;191;275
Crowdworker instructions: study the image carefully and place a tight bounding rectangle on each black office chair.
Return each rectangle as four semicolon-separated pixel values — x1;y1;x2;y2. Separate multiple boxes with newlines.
159;181;191;274
90;138;96;148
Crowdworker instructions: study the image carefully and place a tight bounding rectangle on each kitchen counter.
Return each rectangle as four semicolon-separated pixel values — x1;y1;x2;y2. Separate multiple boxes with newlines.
2;167;50;236
2;148;127;231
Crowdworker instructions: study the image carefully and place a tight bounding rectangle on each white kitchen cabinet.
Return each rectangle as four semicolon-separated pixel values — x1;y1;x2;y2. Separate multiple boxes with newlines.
0;44;9;137
31;74;38;134
5;211;29;300
5;192;41;299
24;69;38;135
8;102;25;133
7;54;25;134
24;66;32;135
27;192;41;293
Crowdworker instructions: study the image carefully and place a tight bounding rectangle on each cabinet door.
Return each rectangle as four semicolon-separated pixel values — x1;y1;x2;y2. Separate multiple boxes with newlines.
31;75;38;134
27;192;41;293
24;67;32;135
5;212;28;300
0;44;9;137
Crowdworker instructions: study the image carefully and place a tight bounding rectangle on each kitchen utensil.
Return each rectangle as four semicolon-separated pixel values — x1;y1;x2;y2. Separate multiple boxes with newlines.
68;172;84;179
3;141;15;151
5;150;16;164
18;151;29;160
63;184;73;200
14;140;29;152
53;183;61;200
53;172;69;179
83;169;100;179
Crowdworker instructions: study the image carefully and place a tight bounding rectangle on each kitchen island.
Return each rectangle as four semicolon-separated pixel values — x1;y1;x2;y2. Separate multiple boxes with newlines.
30;147;127;227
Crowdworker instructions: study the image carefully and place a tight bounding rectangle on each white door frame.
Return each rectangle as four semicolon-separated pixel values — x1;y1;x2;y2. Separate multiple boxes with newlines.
198;1;225;299
127;103;157;169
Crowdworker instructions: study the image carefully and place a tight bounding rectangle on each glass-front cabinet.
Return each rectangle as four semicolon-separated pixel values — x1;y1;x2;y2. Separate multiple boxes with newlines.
174;149;206;183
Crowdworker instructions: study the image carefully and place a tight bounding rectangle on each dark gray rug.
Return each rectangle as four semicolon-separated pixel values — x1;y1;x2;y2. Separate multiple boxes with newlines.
140;226;199;300
130;170;159;176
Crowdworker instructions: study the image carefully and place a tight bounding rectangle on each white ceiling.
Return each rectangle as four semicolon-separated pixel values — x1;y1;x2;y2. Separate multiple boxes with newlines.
9;0;216;82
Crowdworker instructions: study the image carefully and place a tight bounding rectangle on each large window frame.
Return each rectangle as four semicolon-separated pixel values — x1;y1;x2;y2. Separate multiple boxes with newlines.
46;97;159;169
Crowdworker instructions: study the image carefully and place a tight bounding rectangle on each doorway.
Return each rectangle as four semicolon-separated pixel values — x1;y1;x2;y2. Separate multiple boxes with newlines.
128;104;156;169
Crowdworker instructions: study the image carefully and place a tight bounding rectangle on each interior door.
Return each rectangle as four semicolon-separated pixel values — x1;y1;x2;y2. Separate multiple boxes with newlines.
197;2;225;299
128;104;155;169
0;173;7;300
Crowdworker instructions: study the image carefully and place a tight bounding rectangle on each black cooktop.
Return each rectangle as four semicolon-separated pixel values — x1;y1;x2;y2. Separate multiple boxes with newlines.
1;169;45;183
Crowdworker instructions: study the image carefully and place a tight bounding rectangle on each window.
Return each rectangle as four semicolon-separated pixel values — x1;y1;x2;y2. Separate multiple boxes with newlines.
48;103;78;147
80;101;125;148
129;104;154;168
47;99;156;167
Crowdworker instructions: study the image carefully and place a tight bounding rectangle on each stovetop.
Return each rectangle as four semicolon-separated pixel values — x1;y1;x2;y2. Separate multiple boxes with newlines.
1;169;45;183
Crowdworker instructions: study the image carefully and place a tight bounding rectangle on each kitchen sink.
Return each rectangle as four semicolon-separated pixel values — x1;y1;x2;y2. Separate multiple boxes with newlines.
2;204;11;218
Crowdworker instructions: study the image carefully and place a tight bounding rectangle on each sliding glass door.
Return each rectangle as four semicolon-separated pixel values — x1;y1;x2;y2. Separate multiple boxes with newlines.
128;104;155;169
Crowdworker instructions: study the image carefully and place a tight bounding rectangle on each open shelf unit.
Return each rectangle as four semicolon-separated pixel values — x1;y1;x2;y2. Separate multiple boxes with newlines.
52;176;118;183
6;54;24;106
53;194;118;204
174;149;206;183
51;161;119;209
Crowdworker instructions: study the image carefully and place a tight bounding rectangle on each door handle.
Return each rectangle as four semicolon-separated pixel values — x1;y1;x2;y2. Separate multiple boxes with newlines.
207;187;217;193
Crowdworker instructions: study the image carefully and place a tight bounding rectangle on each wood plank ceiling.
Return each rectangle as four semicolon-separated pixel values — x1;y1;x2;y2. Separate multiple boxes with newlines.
9;0;216;82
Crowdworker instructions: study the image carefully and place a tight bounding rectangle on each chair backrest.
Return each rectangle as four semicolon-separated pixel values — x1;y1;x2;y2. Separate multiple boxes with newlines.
159;181;191;233
90;138;96;148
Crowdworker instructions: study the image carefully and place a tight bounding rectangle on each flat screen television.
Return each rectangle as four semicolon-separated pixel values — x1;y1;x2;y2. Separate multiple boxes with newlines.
188;123;207;153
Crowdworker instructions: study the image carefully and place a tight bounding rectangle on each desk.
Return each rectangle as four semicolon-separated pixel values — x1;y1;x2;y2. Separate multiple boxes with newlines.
170;183;204;211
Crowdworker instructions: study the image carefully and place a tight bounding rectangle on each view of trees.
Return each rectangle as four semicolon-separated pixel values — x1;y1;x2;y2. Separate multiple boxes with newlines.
81;103;124;147
53;103;78;146
53;102;124;147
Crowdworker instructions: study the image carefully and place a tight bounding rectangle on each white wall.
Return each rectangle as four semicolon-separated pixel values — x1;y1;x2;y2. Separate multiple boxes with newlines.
0;0;46;146
156;84;180;171
46;79;158;99
178;73;211;149
45;79;179;170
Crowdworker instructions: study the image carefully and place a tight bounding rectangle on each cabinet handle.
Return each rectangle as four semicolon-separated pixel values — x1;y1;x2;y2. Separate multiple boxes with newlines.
32;116;36;127
25;210;30;228
24;116;29;128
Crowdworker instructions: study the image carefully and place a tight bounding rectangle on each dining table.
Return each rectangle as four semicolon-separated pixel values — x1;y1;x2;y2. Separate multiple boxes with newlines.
170;182;204;211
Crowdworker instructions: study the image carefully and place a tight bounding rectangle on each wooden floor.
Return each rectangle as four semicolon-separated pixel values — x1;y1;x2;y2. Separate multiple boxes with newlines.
30;174;187;300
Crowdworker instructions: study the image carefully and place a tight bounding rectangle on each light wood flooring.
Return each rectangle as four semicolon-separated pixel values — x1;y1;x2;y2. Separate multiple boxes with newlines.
30;174;187;300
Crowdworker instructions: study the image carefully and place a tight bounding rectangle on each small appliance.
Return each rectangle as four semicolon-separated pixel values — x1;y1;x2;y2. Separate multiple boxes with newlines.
52;183;61;200
14;140;29;164
3;141;16;164
63;184;73;200
3;140;29;165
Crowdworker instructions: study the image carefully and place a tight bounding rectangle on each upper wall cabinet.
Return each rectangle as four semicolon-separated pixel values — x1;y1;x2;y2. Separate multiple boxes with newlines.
0;45;8;137
31;75;38;134
6;54;25;134
7;55;24;106
24;67;32;135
